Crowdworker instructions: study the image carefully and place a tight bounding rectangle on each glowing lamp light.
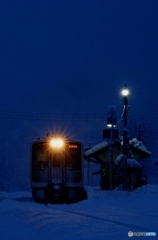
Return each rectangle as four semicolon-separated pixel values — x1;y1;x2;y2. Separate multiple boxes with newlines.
50;138;64;148
107;124;117;128
107;124;112;128
121;88;129;96
107;116;117;128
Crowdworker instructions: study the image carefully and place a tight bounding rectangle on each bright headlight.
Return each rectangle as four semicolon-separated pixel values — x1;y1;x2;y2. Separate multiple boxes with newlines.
50;138;64;148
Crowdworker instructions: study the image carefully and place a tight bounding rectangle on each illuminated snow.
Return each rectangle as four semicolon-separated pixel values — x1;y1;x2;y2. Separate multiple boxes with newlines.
0;186;157;240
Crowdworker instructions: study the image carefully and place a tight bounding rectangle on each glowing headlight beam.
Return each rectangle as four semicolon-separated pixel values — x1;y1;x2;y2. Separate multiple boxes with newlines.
50;138;64;148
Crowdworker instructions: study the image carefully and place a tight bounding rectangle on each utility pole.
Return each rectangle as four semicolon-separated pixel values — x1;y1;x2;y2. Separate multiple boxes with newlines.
109;124;114;190
107;105;117;191
121;83;129;190
138;122;142;141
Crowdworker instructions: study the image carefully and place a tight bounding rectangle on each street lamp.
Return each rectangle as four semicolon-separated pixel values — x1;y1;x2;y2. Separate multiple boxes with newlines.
121;88;129;97
121;83;129;190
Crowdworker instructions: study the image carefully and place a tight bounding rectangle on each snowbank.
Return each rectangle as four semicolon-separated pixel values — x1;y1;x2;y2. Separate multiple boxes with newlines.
0;186;157;240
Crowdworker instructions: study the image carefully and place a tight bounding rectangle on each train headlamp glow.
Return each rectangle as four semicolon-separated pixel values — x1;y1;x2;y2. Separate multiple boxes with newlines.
50;138;64;148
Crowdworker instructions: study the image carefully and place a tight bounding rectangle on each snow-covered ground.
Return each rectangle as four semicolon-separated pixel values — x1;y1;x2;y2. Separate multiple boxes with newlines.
0;184;157;240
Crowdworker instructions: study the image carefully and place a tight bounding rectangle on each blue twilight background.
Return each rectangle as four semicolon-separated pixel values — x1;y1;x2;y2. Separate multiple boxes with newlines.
0;0;158;190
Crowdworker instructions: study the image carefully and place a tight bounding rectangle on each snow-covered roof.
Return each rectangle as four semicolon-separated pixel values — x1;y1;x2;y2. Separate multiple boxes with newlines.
115;154;142;169
84;138;151;163
84;141;109;157
120;138;151;156
127;159;142;169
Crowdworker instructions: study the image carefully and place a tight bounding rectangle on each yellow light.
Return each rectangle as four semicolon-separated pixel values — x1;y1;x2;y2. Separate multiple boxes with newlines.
69;145;78;148
50;138;64;148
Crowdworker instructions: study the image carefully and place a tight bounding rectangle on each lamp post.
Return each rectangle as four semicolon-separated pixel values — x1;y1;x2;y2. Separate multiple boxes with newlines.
121;83;129;190
107;105;117;191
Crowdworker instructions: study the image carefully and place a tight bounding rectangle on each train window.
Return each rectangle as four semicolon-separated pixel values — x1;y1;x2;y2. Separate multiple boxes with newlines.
32;143;48;168
32;143;48;183
65;143;82;182
51;153;62;167
66;143;82;168
37;152;46;161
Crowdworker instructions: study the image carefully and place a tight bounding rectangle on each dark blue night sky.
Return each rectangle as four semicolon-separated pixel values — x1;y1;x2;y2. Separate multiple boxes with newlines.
0;0;158;118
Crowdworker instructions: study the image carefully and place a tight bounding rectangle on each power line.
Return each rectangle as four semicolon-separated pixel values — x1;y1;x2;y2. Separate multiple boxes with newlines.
0;110;156;121
0;111;106;121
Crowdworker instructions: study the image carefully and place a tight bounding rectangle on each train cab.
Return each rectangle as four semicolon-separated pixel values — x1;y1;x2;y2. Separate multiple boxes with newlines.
30;137;86;203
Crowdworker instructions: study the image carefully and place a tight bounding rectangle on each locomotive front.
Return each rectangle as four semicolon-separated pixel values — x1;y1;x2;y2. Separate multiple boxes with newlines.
30;137;86;203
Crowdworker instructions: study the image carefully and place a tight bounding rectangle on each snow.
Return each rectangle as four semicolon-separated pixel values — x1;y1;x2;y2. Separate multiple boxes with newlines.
84;141;109;157
115;154;142;169
127;138;152;156
84;138;151;160
0;185;158;240
127;159;142;169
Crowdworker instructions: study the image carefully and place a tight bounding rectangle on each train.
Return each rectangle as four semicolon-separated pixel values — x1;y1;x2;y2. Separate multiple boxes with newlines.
30;136;87;203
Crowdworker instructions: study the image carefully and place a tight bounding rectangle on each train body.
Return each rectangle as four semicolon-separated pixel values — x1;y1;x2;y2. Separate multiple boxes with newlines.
30;137;86;203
